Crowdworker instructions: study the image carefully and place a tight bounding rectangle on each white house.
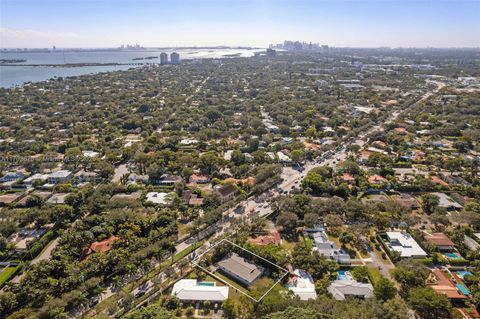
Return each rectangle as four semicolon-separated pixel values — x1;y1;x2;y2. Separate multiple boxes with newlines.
385;232;427;258
171;279;229;302
287;269;317;300
48;170;72;184
145;192;171;205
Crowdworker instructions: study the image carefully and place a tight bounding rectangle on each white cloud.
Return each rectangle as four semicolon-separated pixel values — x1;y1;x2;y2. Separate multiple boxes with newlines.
0;28;82;48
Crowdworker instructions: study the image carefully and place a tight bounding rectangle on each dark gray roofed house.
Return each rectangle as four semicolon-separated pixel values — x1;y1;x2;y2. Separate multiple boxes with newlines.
217;253;263;286
214;184;236;203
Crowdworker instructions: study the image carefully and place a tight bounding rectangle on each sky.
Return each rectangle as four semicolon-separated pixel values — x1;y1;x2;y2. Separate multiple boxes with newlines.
1;0;479;48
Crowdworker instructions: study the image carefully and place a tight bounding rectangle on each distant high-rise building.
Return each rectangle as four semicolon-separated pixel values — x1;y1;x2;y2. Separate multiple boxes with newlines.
170;52;180;64
160;52;168;65
266;48;276;57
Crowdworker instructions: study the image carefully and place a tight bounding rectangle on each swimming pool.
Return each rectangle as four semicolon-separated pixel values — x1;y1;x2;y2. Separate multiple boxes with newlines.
444;252;462;259
198;281;216;287
456;271;473;279
456;283;470;296
337;271;350;281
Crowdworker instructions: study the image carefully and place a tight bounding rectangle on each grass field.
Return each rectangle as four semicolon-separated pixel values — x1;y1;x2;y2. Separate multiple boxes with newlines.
0;264;21;286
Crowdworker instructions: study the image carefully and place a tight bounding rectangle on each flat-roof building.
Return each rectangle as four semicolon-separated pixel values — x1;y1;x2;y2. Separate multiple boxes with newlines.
172;279;229;302
386;231;427;258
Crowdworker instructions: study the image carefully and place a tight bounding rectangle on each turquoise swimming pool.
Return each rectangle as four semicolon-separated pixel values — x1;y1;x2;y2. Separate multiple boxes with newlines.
444;252;462;259
457;271;473;279
337;271;349;281
456;283;470;296
198;281;216;287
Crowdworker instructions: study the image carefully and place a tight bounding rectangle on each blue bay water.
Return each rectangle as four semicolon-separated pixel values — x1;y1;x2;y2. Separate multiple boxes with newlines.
0;48;260;88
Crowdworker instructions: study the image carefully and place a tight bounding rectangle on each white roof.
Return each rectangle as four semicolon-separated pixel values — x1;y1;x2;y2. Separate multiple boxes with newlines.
172;279;229;301
145;192;170;205
24;173;49;183
49;170;72;178
276;152;291;162
386;232;427;258
224;150;233;161
180;138;198;145
82;151;100;158
287;269;317;300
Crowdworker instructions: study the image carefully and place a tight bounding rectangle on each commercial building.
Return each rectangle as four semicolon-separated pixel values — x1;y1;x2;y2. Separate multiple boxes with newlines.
170;52;180;64
266;48;276;57
160;52;168;65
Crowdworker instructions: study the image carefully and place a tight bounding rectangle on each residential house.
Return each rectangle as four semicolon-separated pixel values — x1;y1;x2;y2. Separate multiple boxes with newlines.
189;174;211;184
385;232;427;258
154;174;182;186
248;231;281;246
217;253;263;286
286;269;317;300
48;170;72;184
328;280;374;300
0;171;25;183
171;279;229;302
464;235;480;251
84;236;120;255
425;233;456;251
430;192;463;210
214;184;236;203
391;193;419;209
426;269;468;300
23;173;49;186
46;193;70;205
305;226;351;264
368;174;388;185
145;192;171;205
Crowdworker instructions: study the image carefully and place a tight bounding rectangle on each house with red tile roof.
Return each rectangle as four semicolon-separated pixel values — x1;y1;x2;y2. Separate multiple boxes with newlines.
425;233;456;251
427;269;467;300
431;175;449;187
85;236;120;255
248;231;281;246
368;174;387;185
340;173;355;184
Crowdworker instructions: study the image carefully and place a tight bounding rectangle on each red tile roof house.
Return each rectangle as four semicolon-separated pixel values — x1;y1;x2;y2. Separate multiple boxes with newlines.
394;127;407;134
431;175;449;187
189;174;211;184
427;269;468;300
248;231;281;246
340;173;355;184
84;236;120;256
425;233;456;251
368;174;388;185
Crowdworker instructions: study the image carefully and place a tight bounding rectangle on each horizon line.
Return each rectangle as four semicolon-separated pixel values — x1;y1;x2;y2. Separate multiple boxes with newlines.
2;45;480;50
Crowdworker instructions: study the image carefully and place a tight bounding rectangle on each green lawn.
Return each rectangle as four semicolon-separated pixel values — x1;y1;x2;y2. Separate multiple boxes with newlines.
213;272;250;295
0;265;21;286
367;267;383;286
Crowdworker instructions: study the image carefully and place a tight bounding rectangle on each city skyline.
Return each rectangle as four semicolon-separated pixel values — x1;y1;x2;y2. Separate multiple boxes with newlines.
1;0;479;49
